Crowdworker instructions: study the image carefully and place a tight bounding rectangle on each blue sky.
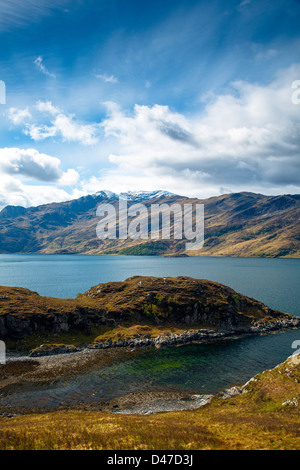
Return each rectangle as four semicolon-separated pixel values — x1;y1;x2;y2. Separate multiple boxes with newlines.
0;0;300;207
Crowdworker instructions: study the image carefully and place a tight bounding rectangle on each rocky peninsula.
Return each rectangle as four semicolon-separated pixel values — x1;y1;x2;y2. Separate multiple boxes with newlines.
1;276;300;423
0;276;299;354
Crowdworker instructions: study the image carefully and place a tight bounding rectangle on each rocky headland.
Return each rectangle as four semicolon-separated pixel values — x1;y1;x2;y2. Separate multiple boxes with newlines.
0;276;299;354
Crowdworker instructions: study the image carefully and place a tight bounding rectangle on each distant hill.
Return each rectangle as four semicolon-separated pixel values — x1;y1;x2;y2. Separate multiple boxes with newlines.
0;191;299;257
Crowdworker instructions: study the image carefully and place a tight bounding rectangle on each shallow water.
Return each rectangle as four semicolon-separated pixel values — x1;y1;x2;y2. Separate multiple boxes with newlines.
2;328;300;410
0;254;299;410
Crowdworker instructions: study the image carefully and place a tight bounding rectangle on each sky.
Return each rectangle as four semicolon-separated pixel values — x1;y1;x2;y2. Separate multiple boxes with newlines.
0;0;300;208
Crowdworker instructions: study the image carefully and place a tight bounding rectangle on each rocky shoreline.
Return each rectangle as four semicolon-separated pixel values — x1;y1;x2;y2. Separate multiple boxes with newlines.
27;316;300;357
1;319;300;417
87;317;300;351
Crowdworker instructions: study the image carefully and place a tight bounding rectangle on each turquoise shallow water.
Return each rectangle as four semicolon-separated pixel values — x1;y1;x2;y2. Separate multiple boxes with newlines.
2;329;300;410
0;254;299;408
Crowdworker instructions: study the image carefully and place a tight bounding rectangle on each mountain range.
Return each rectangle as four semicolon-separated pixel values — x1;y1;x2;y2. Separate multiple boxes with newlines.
0;190;299;257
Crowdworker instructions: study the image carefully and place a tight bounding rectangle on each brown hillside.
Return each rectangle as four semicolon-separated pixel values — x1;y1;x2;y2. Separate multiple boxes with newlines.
0;192;299;257
0;276;295;346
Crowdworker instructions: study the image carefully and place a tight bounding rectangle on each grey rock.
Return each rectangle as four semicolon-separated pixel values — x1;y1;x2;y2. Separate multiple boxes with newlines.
29;344;82;357
87;317;300;351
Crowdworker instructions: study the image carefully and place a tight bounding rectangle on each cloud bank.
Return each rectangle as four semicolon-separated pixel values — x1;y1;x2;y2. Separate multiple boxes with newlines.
8;101;100;146
92;65;300;197
3;64;300;205
0;148;79;208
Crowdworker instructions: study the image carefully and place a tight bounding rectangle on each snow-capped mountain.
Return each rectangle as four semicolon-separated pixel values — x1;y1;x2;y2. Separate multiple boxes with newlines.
0;191;299;257
93;190;178;201
118;190;177;201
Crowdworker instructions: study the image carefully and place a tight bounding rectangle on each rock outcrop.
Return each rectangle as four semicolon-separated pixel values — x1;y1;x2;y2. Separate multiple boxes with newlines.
85;276;294;328
29;344;81;357
89;317;300;350
0;276;299;343
0;286;115;340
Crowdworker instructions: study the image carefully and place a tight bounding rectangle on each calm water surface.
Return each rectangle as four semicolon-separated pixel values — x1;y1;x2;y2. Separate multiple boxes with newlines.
0;254;299;408
0;254;299;315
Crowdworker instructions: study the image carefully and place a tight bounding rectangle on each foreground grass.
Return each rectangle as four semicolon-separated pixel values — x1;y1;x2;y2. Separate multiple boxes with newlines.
1;354;300;450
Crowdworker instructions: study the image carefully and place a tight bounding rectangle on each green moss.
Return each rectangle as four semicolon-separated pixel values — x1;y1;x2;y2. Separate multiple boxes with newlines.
154;293;164;304
233;294;241;304
143;303;160;318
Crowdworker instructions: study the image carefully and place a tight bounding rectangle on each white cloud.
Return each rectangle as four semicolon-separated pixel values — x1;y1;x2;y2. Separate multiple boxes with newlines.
57;168;80;186
25;113;100;145
0;173;81;209
95;73;119;84
3;65;300;205
95;64;300;197
0;147;78;184
0;147;80;209
35;100;60;115
9;101;101;146
51;113;99;145
7;107;32;125
34;56;56;78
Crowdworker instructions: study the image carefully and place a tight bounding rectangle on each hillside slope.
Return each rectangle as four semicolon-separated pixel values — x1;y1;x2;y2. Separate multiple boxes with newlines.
0;191;299;257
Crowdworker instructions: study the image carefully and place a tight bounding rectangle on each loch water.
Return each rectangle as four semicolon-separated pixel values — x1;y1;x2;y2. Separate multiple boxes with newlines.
0;254;299;408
